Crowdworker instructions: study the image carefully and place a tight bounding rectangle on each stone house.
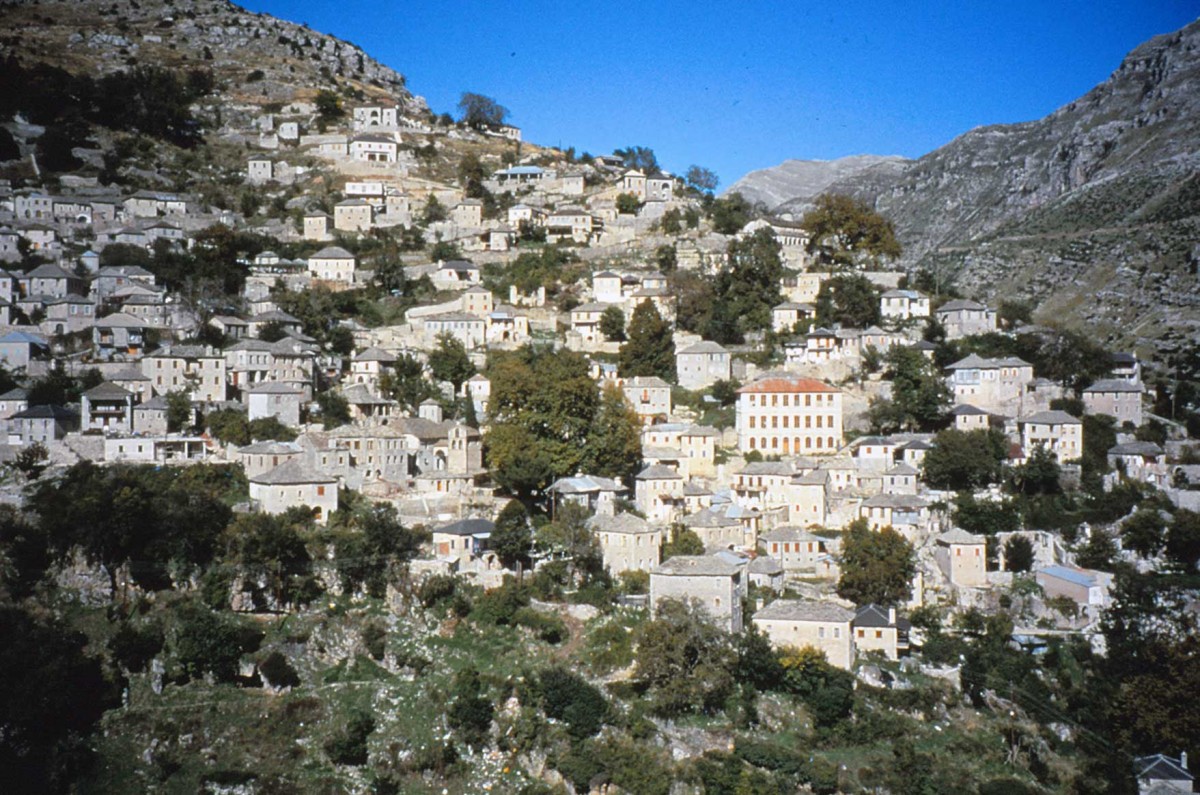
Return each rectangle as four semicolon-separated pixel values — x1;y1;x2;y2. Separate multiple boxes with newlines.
81;382;134;433
303;211;333;241
935;299;996;339
676;341;731;390
245;381;305;427
1020;410;1083;461
7;404;79;445
859;494;931;536
334;199;373;232
21;262;86;299
935;527;987;588
622;376;672;424
569;302;608;345
349;346;396;390
351;104;399;131
592;271;624;303
307;246;357;285
1082;379;1144;427
249;459;338;524
545;207;596;244
349;134;398;163
588;512;663;575
880;289;930;320
452;199;483;228
0;387;28;421
946;354;1035;414
0;331;49;369
1134;753;1193;794
431;518;493;563
247;155;274;185
433;260;481;287
236;440;304;479
853;604;910;660
93;312;147;359
650;554;746;632
1036;565;1112;614
635;464;685;523
41;294;95;335
759;526;829;574
641;423;719;478
422;312;486;349
736;376;844;456
772;301;815;333
144;345;227;402
753;600;855;670
549;474;626;516
682;506;751;551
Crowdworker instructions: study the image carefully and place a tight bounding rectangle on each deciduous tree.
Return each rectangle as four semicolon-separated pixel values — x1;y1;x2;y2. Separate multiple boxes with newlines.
800;193;901;270
836;519;916;606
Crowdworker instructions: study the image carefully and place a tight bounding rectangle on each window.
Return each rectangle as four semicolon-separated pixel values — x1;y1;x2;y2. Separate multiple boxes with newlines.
875;630;883;639
818;626;826;638
317;486;326;496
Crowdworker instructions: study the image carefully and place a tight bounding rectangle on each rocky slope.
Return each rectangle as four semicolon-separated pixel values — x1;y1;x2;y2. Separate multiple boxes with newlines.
723;154;909;210
776;19;1200;346
0;0;428;115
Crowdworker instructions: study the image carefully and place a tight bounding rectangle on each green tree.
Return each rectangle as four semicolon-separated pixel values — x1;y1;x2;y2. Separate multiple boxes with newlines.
447;667;494;748
921;428;1007;490
457;92;508;130
314;89;344;121
1121;508;1167;559
685;165;719;193
800;193;901;270
814;272;881;328
582;383;642;483
653;243;677;272
333;503;429;598
1004;535;1035;572
172;602;259;682
619;300;676;381
707;192;755;235
708;228;783;343
428;333;476;390
221;510;320;609
379;353;438;413
489;500;532;569
1166;509;1200;571
533;666;609;739
317;390;351;429
634;599;737;716
1008;444;1062;495
206;408;251;446
166;389;192;432
615;192;641;214
870;345;950;431
599;305;626;342
421;194;448;225
836;519;916;605
0;606;115;792
662;524;705;559
486;347;599;498
613;145;658;172
1076;529;1118;570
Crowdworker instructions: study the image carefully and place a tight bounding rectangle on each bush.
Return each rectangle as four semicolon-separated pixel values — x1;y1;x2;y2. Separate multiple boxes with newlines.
325;709;375;765
534;666;608;738
258;650;300;689
418;573;458;608
512;607;567;644
108;621;164;673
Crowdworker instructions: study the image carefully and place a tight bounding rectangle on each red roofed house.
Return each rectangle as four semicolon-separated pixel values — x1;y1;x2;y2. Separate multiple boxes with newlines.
736;376;843;455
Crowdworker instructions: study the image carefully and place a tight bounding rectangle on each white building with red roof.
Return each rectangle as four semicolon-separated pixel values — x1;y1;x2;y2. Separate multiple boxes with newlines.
735;376;843;455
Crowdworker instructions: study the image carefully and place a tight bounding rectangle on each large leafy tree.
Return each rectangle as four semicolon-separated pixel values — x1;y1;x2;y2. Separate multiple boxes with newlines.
618;300;676;382
485;347;599;498
599;305;626;342
633;599;737;716
489;500;532;569
582;384;643;483
684;165;719;193
814;273;881;328
869;345;951;432
613;145;658;172
800;193;901;270
457;92;508;130
708;228;784;343
921;428;1008;491
836;519;917;606
428;333;476;391
379;352;439;413
707;192;755;235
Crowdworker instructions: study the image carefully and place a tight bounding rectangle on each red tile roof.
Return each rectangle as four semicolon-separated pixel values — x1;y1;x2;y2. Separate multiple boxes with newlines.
737;377;839;394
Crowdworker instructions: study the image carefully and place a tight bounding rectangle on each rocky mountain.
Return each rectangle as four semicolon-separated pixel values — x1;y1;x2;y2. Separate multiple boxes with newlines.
723;154;909;210
0;0;428;116
776;19;1200;346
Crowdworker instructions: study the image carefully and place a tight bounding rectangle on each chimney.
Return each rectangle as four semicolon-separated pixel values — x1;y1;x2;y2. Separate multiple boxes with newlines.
888;606;896;625
1182;751;1188;771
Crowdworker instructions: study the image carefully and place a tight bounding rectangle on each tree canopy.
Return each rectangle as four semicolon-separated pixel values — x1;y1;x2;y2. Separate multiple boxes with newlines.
814;273;881;329
457;92;509;130
800;193;901;270
836;519;917;606
619;300;676;382
707;228;784;344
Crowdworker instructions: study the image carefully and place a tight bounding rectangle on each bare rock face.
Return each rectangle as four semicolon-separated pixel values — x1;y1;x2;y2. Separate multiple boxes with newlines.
769;19;1200;344
0;0;429;116
723;154;910;211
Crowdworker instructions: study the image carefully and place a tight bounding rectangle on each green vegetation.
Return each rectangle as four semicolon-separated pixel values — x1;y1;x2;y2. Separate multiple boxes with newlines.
836;519;917;605
618;300;676;381
800;193;901;270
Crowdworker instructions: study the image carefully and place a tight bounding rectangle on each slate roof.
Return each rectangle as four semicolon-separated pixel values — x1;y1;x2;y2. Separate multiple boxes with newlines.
652;555;741;577
754;600;854;623
1083;378;1143;393
854;603;910;629
1021;410;1082;425
249;458;335;485
587;512;655;535
83;382;133;400
436;518;494;537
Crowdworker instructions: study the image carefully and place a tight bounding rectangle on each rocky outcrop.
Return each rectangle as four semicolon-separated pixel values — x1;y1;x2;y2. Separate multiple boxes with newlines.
723;154;909;211
0;0;428;115
769;19;1200;343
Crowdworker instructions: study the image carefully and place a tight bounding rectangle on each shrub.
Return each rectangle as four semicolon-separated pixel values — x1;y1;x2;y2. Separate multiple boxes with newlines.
258;650;300;688
512;607;567;644
325;709;375;765
534;667;609;738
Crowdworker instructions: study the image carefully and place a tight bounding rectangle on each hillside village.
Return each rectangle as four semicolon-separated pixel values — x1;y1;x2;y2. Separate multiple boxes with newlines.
0;2;1198;794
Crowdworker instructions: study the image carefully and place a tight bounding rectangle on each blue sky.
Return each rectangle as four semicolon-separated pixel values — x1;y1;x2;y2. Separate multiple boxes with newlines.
239;1;1197;186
